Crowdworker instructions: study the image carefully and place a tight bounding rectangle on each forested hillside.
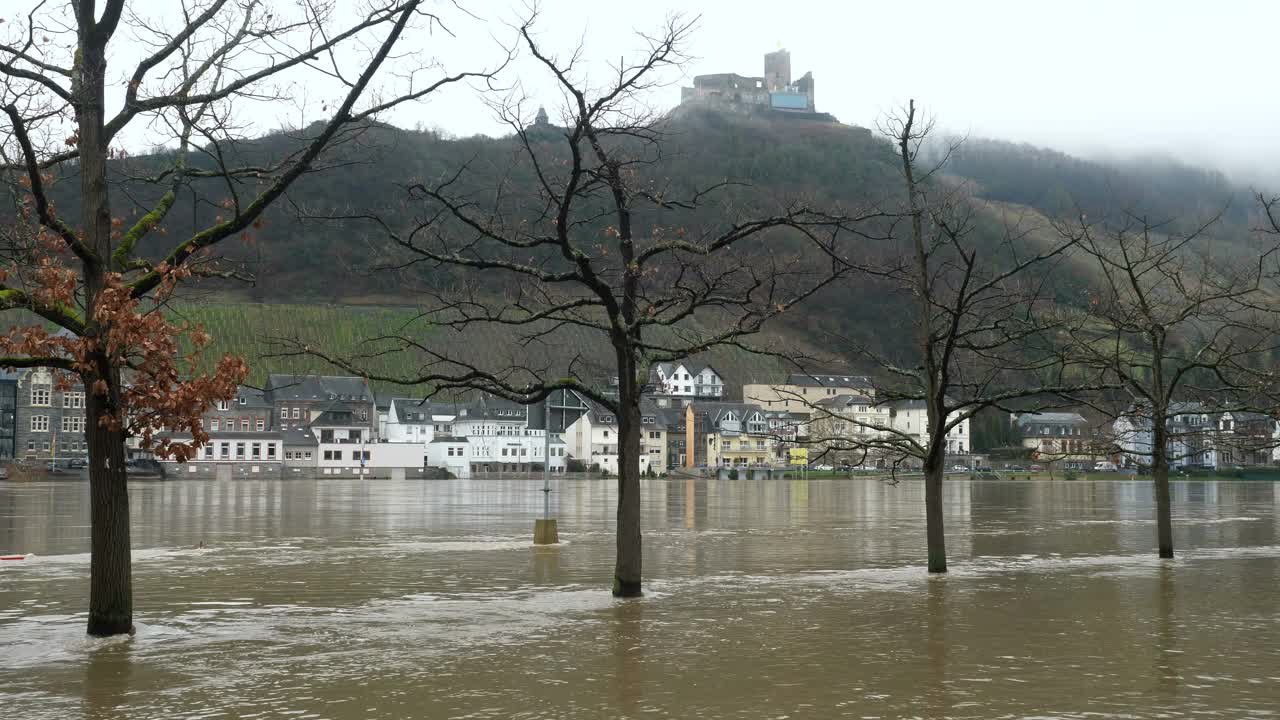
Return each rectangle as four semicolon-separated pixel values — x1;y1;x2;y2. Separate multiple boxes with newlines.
31;107;1270;390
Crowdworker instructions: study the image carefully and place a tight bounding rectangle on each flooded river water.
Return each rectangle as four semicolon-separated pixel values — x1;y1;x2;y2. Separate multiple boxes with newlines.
1;477;1278;719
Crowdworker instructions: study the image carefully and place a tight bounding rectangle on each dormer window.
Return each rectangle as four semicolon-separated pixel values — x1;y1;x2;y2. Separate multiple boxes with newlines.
238;396;247;405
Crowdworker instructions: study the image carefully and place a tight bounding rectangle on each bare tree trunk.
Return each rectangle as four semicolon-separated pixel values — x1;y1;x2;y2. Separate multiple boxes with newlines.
924;447;947;573
614;385;643;597
1151;419;1174;559
85;372;133;636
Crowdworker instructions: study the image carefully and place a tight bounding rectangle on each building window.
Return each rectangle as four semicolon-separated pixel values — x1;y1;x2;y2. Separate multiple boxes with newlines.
61;415;85;433
211;419;220;431
30;415;49;432
251;443;261;459
31;385;51;407
203;445;214;459
304;451;313;460
280;407;288;419
239;396;247;405
220;442;230;459
292;407;301;419
217;400;229;411
235;442;246;459
240;418;250;431
63;391;85;409
256;419;265;432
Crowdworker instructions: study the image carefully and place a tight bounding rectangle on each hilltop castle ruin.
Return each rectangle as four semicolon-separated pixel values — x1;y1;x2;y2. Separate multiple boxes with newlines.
681;48;816;114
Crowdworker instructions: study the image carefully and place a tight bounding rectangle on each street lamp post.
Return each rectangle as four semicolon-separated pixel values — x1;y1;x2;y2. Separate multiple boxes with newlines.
534;399;559;544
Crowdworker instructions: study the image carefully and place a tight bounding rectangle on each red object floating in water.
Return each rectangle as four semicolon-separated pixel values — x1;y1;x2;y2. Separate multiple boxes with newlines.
0;555;26;561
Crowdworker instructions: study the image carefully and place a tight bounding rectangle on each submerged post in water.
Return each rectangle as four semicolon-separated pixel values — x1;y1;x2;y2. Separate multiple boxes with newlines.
534;399;559;544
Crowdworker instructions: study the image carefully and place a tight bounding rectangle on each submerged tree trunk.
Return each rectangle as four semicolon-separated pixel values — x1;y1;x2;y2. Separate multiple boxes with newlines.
1151;421;1174;559
923;448;948;573
78;38;134;637
85;373;133;636
613;353;643;597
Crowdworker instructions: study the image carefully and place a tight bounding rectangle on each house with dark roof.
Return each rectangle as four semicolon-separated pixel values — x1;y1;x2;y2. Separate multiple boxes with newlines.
14;367;88;461
694;401;772;467
808;393;893;466
265;374;375;435
743;372;875;416
561;396;663;474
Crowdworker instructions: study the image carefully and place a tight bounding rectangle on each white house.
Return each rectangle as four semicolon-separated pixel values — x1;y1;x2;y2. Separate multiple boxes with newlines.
384;398;457;444
427;436;472;478
562;399;653;475
1117;404;1273;469
650;361;724;400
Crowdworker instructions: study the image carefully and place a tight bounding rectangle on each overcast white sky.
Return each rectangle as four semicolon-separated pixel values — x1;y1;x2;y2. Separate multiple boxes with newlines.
6;0;1278;183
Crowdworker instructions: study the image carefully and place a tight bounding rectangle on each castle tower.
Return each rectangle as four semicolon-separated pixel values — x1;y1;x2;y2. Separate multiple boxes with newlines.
764;48;791;92
534;105;549;127
794;71;815;111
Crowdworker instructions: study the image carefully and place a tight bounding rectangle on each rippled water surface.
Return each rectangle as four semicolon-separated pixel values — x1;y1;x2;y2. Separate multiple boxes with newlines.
2;477;1279;719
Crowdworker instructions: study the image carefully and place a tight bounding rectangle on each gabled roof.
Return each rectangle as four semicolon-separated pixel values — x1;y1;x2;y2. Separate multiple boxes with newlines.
390;397;458;423
639;397;666;428
310;406;365;427
692;401;766;428
266;374;373;403
815;393;878;408
652;360;720;380
456;394;528;421
280;427;318;445
1015;412;1088;427
786;373;873;388
234;385;273;409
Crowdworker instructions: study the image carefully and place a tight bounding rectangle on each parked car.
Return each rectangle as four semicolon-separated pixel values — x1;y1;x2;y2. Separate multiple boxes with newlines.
951;464;968;471
974;466;995;473
1006;464;1025;471
810;464;833;471
1029;464;1043;472
1092;461;1118;472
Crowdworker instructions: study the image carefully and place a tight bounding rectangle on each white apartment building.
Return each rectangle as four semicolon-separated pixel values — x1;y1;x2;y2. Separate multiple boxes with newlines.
890;400;971;455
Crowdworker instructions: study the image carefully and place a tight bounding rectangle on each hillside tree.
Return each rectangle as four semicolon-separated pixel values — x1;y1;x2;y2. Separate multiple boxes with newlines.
0;0;495;636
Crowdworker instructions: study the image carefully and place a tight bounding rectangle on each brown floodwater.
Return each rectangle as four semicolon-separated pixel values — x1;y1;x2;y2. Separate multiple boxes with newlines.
1;477;1278;719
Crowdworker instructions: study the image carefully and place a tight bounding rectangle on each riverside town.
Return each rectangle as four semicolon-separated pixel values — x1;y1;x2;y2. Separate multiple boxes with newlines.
3;3;1280;718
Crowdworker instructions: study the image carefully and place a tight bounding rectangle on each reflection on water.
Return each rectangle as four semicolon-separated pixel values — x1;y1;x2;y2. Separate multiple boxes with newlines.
2;477;1279;719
